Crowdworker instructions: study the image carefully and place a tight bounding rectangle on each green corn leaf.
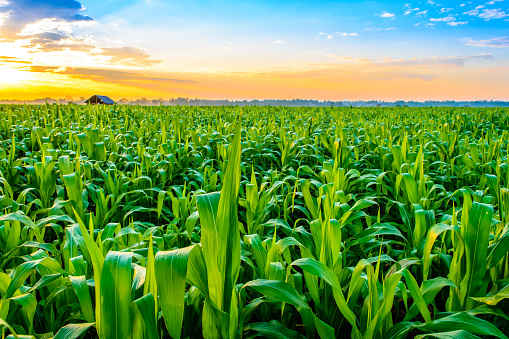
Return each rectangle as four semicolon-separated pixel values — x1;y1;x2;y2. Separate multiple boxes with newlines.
242;279;309;309
10;293;36;334
386;312;509;339
99;251;133;339
196;117;242;338
52;323;96;339
487;230;509;268
404;277;457;321
0;212;43;243
241;279;316;338
414;331;481;339
69;275;95;323
289;258;360;336
471;285;509;306
244;321;306;339
422;223;462;281
1;317;22;339
133;293;158;339
143;233;158;316
399;268;432;323
4;258;63;299
155;245;198;339
460;202;492;310
74;210;104;332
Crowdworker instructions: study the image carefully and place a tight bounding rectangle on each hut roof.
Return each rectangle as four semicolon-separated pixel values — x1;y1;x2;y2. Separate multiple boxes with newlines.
85;95;115;105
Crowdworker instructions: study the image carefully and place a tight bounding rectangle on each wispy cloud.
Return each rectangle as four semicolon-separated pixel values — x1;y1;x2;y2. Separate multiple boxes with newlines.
464;9;480;15
464;8;509;19
271;40;285;44
464;37;509;47
336;32;358;36
99;47;162;67
378;11;395;18
327;53;492;68
447;21;468;26
478;8;509;19
0;56;32;64
404;7;420;15
25;66;194;88
430;15;456;22
365;27;398;31
439;8;454;13
293;53;495;82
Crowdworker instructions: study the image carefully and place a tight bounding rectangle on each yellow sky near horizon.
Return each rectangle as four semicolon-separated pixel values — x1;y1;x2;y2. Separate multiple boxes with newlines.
1;61;508;102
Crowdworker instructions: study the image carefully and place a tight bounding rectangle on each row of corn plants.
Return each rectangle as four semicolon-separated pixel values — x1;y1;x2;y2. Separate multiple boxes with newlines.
0;104;509;338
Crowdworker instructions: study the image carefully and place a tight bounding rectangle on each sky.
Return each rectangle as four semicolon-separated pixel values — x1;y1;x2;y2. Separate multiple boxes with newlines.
0;0;508;101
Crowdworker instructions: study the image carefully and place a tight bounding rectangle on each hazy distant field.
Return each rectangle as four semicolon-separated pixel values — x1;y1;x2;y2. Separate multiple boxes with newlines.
1;104;509;338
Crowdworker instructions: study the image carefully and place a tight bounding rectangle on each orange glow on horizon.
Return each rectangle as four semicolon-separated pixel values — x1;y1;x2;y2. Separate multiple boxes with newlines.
0;63;508;102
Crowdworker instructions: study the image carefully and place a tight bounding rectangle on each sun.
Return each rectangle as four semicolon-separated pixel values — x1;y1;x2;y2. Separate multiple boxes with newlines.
0;65;32;86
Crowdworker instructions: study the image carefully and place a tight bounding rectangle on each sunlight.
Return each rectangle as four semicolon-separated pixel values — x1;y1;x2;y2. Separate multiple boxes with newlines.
0;65;31;85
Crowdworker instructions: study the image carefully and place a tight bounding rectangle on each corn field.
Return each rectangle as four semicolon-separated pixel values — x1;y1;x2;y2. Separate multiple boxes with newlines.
1;104;509;339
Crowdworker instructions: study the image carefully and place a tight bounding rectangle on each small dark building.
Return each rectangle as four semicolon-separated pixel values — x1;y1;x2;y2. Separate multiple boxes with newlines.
85;95;115;105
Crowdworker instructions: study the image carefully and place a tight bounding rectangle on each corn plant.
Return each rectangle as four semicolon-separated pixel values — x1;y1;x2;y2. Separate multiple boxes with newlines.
0;104;508;339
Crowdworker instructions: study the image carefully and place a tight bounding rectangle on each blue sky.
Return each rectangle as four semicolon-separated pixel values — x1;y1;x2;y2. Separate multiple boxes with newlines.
0;0;508;100
78;0;509;58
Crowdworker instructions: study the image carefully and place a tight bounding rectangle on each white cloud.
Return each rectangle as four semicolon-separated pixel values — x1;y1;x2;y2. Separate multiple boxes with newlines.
415;10;428;16
447;21;468;26
379;11;395;18
0;10;8;26
19;18;95;36
464;7;509;19
427;0;436;4
430;15;456;22
380;54;492;67
328;53;493;68
404;7;420;15
335;32;358;36
465;36;509;47
439;8;453;13
478;8;509;19
386;27;398;30
365;27;383;31
476;5;486;9
464;9;480;15
271;40;285;44
0;0;8;6
326;35;333;40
